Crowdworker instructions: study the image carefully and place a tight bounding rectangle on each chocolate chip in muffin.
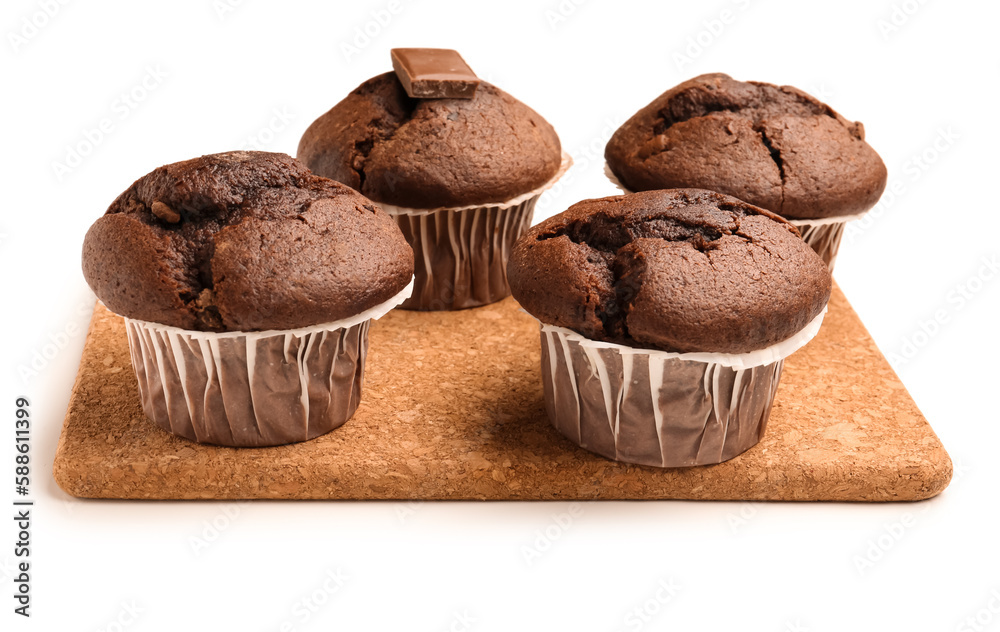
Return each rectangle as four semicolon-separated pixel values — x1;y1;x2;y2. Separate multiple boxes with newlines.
149;200;180;223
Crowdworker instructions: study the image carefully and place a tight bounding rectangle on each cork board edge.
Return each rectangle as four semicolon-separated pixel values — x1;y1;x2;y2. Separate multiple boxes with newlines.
52;450;953;502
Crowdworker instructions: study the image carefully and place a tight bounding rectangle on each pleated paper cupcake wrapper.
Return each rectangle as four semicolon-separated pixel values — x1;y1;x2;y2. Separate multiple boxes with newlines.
787;214;864;270
122;280;413;448
380;153;572;311
603;162;865;271
536;307;826;468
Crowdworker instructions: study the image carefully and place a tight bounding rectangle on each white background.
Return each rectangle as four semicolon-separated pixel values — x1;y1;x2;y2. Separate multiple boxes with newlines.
2;0;997;629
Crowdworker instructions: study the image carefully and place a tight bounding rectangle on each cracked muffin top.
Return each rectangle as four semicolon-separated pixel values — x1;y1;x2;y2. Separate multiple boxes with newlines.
297;72;562;209
82;151;414;332
508;189;831;353
605;73;887;220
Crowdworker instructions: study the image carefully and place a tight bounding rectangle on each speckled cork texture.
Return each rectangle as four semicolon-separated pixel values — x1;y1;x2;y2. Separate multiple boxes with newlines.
53;285;952;501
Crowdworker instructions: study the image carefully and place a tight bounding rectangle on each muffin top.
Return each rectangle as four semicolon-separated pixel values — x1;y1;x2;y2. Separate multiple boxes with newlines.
297;72;562;209
82;151;414;332
508;189;831;354
605;73;887;220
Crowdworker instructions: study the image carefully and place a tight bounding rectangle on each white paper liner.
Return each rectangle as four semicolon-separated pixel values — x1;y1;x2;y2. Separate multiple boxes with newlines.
789;220;848;269
379;152;573;216
394;199;534;310
537;306;826;371
539;328;784;468
378;154;572;310
121;279;413;447
533;308;826;467
787;214;865;270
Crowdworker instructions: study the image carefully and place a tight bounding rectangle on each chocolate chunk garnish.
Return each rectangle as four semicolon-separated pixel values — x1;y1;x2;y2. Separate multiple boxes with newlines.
390;48;479;99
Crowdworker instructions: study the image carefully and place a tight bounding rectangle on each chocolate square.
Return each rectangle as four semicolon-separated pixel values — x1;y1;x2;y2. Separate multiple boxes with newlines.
391;48;480;99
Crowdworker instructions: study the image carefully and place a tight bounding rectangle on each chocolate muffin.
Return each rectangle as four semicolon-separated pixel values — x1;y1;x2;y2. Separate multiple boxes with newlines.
298;72;562;209
298;51;567;311
509;189;831;354
83;150;412;331
605;73;887;267
508;189;831;468
81;151;415;447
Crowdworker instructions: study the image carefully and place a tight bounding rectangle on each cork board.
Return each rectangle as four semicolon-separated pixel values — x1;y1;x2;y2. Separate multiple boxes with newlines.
53;285;952;501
